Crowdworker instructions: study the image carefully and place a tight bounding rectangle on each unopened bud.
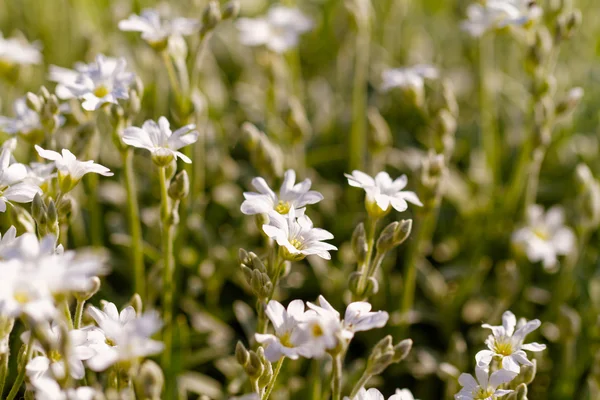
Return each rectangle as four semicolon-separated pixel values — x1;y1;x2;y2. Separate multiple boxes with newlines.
351;223;368;265
26;92;42;113
201;1;222;34
367;335;395;375
257;359;273;388
515;383;528;400
522;359;537;384
367;107;392;153
135;360;164;400
241;265;253;284
348;272;363;296
235;341;250;367
129;293;143;315
32;193;46;223
246;351;263;378
376;219;412;253
168;170;190;200
57;196;74;219
222;1;240;19
38;86;51;100
74;277;101;301
392;338;413;362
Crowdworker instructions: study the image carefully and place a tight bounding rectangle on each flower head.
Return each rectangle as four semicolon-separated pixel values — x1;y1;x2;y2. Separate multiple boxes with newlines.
0;98;43;142
346;171;422;218
0;33;42;66
345;388;418;400
122;116;199;166
455;365;516;400
512;204;575;272
32;377;97;400
462;0;542;37
0;145;41;212
34;145;113;192
236;6;313;53
119;9;200;49
241;169;323;216
381;65;439;92
476;311;546;374
49;54;135;111
262;208;337;261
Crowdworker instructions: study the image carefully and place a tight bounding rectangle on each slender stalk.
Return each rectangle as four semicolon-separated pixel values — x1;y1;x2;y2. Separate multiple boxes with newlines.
123;149;145;301
478;33;498;188
262;358;285;400
330;353;343;400
257;250;284;335
159;166;175;373
162;51;182;100
349;371;372;399
523;146;546;215
354;217;378;300
6;336;34;400
349;15;370;172
0;351;8;397
191;32;213;90
74;298;85;329
87;173;103;247
62;299;74;330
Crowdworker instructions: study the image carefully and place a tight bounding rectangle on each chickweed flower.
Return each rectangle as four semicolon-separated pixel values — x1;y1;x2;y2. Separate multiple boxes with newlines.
32;378;98;400
476;311;546;374
236;5;313;53
35;145;113;192
0;97;43;142
345;388;419;400
49;54;135;111
0;32;42;66
241;169;323;216
0;145;42;212
262;208;337;261
346;171;422;218
462;0;542;37
381;65;439;92
0;226;18;258
512;204;575;272
119;9;200;50
455;365;516;400
122;116;199;166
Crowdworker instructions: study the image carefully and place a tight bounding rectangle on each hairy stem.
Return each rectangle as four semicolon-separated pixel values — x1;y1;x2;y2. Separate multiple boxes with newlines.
262;358;285;400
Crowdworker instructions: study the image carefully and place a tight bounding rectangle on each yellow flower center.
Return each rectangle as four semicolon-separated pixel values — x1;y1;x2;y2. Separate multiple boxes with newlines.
533;227;549;241
94;85;109;98
472;387;495;399
105;337;116;347
290;238;303;250
493;339;514;357
13;291;29;304
275;200;292;214
279;332;294;348
49;349;62;362
311;323;324;338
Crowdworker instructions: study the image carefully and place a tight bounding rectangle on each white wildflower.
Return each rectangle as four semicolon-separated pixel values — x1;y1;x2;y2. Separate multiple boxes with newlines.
236;6;313;53
119;9;199;48
49;54;135;111
476;311;546;374
0;225;18;258
0;98;42;141
32;378;97;400
381;65;439;92
512;204;575;272
0;145;41;212
455;365;516;400
262;208;337;261
0;33;42;65
390;389;419;400
345;170;422;217
462;0;542;37
122;116;199;166
35;145;113;192
241;169;323;216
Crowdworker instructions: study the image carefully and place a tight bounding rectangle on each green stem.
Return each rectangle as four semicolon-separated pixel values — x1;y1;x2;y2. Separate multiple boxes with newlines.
162;51;182;100
349;371;372;399
74;298;85;329
478;33;498;188
523;146;547;215
159;166;175;372
87;173;102;247
262;358;285;400
123;149;145;301
0;351;8;397
349;15;370;172
62;299;74;330
330;353;343;400
6;336;34;400
257;249;285;335
354;217;378;300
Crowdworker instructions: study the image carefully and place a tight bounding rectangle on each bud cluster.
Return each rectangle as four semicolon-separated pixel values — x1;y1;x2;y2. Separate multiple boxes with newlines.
25;86;61;144
235;342;273;392
239;249;273;300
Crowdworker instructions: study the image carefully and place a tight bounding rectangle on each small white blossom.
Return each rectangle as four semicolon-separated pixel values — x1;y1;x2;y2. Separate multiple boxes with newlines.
0;33;42;65
462;0;542;37
241;169;323;216
122;116;199;165
35;145;113;192
0;98;42;138
32;378;97;400
49;54;135;111
381;65;439;92
389;389;418;400
0;145;41;212
236;6;313;53
262;208;337;261
344;388;386;400
85;302;164;371
455;365;516;400
0;226;18;258
512;204;575;272
476;311;546;374
346;171;422;217
119;9;199;46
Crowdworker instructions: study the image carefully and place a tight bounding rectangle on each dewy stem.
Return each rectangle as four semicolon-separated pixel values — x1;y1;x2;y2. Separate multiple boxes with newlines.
330;353;343;400
262;357;285;400
6;335;34;400
123;148;145;301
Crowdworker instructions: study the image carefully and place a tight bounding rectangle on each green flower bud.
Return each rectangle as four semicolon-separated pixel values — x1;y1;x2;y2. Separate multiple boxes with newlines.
135;360;164;400
241;265;253;284
74;277;101;302
376;219;412;253
348;272;363;297
246;351;264;378
201;1;222;35
26;92;42;113
257;359;273;389
32;193;46;224
168;170;190;200
392;338;413;363
222;1;240;20
522;359;537;384
366;335;395;375
364;277;379;297
367;107;392;154
235;341;250;367
351;223;368;265
515;383;528;400
38;86;51;101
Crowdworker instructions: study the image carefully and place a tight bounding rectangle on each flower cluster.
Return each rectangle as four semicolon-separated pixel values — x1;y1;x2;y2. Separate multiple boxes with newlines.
462;0;542;37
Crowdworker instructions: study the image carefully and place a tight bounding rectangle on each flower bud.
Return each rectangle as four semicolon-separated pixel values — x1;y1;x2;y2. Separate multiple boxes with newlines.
74;277;101;302
367;107;392;154
366;335;395;375
38;86;51;101
235;341;250;367
168;170;190;200
245;351;264;378
26;92;42;113
241;265;253;284
32;192;46;224
257;359;273;388
46;199;59;237
515;383;528;400
392;338;412;363
57;196;74;220
222;1;240;19
522;359;537;384
130;293;143;315
135;360;164;400
347;272;363;297
351;223;368;265
201;1;222;35
376;219;412;253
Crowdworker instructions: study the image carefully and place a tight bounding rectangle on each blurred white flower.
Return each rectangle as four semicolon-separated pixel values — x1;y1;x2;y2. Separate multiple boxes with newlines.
344;388;386;400
32;377;97;400
49;54;135;111
307;295;388;340
236;6;313;53
345;171;422;217
241;169;323;216
119;9;199;47
0;145;42;212
23;325;95;381
25;162;57;187
122;116;199;165
0;98;42;137
35;145;113;192
512;204;575;272
462;0;542;37
85;302;163;371
381;65;439;92
0;226;18;258
0;33;42;65
476;311;546;374
262;208;337;260
390;389;418;400
455;365;516;400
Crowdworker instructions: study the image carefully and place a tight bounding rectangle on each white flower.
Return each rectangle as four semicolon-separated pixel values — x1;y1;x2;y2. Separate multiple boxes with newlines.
0;145;41;212
241;169;323;216
262;208;337;261
455;365;516;400
381;65;439;92
24;325;95;381
236;6;313;53
344;388;386;400
307;296;388;340
345;171;422;217
119;9;199;46
122;116;199;165
512;205;575;272
85;302;164;371
476;311;546;374
0;33;42;65
0;226;18;258
0;98;42;138
32;378;97;400
26;162;57;187
35;145;113;192
390;389;418;400
461;0;542;37
49;54;135;111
